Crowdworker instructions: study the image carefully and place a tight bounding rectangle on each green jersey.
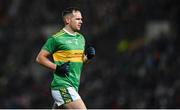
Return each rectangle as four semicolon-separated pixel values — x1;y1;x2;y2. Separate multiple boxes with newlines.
42;29;85;91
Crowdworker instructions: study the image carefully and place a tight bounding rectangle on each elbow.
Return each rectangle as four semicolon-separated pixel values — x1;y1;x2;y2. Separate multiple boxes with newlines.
36;56;40;64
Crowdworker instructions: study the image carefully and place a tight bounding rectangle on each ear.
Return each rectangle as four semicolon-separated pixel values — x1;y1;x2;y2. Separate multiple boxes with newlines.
64;17;71;24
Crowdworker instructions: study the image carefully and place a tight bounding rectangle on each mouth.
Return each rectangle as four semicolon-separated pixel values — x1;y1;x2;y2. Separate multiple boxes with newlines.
77;25;81;28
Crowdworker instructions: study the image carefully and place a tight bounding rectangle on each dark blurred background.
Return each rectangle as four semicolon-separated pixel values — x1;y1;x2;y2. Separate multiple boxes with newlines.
0;0;180;108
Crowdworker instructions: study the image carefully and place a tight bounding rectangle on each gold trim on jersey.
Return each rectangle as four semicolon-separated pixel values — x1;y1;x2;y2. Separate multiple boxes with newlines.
53;30;66;38
53;50;85;62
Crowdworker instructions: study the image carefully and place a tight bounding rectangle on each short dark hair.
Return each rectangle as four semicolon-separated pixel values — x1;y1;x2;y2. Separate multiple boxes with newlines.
62;7;81;18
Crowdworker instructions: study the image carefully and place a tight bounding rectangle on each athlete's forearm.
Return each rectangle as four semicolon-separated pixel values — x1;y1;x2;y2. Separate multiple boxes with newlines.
83;54;91;64
83;54;88;62
36;56;56;71
36;50;57;71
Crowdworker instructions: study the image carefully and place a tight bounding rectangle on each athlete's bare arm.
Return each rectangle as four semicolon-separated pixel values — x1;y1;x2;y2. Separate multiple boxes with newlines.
36;49;57;71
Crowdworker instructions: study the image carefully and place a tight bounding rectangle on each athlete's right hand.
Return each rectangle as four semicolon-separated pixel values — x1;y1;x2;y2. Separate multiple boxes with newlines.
55;62;70;76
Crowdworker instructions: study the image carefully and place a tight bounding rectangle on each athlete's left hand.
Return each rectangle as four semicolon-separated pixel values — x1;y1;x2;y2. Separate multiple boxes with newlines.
86;46;95;60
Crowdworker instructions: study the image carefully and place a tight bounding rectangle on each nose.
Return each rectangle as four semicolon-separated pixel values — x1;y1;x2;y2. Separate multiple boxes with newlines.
80;20;83;24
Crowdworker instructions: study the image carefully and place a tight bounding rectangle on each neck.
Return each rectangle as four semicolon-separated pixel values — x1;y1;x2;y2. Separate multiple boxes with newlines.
63;25;76;35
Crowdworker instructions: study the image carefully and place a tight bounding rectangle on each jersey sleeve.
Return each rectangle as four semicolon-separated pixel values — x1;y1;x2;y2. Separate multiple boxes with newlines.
42;36;56;53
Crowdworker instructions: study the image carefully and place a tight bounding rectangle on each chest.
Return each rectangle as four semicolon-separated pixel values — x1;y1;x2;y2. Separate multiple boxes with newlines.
56;36;85;50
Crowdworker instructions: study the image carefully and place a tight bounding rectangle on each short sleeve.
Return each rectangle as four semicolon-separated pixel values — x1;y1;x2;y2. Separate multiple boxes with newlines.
42;37;56;53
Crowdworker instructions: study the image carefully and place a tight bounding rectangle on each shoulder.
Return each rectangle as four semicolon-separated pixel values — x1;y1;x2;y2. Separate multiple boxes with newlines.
76;32;85;38
52;30;66;38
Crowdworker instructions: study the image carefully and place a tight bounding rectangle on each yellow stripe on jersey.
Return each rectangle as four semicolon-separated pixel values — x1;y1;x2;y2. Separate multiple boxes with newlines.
53;31;65;38
53;50;85;62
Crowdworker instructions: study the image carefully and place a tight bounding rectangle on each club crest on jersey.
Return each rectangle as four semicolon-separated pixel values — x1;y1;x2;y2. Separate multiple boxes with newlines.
66;39;78;45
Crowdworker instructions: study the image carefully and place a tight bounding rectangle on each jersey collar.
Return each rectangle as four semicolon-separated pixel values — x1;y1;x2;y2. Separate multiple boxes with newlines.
63;28;77;36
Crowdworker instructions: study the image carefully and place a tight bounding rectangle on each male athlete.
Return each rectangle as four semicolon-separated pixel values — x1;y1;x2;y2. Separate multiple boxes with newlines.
36;7;95;109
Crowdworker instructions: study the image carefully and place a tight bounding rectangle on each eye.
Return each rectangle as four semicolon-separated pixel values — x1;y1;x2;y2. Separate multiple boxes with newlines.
76;18;82;20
